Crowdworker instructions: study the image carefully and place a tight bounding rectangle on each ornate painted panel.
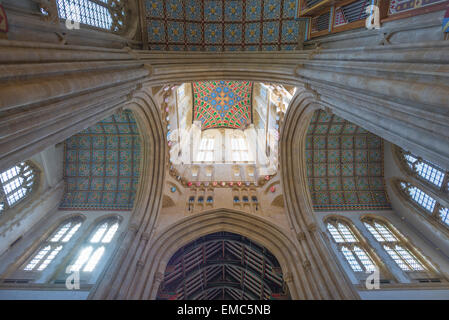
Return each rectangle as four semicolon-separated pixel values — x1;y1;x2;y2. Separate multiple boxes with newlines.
146;0;301;51
193;81;253;129
389;0;446;14
60;110;141;211
306;110;391;211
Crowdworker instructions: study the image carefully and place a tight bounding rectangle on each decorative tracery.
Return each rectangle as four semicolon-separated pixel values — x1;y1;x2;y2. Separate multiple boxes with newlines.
24;217;83;272
401;151;448;189
55;0;127;32
0;161;38;216
362;217;433;274
397;149;449;229
231;133;249;162
69;217;120;273
325;218;377;273
197;136;215;162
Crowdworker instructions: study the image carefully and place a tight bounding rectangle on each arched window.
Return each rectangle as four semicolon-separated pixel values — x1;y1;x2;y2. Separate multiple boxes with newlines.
397;149;449;230
23;217;83;271
399;181;449;228
231;135;249;162
400;181;436;213
56;0;126;32
362;218;430;272
197;136;215;162
325;218;376;273
402;151;447;189
0;162;38;215
69;217;120;273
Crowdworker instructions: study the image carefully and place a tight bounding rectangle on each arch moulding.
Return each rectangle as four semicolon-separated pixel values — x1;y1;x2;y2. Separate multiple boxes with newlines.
280;87;360;299
123;208;307;300
88;88;166;299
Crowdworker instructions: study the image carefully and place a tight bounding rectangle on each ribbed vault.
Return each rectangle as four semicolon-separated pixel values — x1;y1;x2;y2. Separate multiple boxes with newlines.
157;232;288;300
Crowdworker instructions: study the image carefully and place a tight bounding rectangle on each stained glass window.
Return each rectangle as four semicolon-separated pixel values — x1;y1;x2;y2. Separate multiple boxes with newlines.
24;217;83;271
69;217;120;272
326;219;376;273
193;81;252;130
0;162;37;215
363;218;427;272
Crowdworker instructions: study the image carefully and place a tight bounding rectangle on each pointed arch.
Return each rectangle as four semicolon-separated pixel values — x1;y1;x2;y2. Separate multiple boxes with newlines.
117;208;309;300
88;88;166;299
280;86;359;299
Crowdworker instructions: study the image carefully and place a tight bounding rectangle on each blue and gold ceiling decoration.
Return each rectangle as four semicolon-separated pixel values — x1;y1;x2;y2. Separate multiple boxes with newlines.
306;110;391;211
193;81;252;129
146;0;301;51
60;110;141;211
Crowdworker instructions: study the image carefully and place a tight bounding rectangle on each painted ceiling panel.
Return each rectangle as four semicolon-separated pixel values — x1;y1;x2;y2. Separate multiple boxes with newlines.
60;110;141;211
146;0;301;51
193;81;253;129
306;110;391;211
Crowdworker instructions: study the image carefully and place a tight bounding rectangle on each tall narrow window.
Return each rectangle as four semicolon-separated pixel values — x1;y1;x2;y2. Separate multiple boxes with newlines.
24;217;83;271
56;0;118;31
231;135;249;162
362;218;429;272
398;149;449;230
439;207;449;227
325;218;376;273
0;162;38;215
69;217;120;273
402;152;446;188
400;182;437;213
197;137;215;162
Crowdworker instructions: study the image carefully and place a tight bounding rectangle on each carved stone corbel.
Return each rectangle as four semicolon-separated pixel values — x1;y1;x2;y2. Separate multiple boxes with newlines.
283;271;293;284
302;259;312;271
307;222;318;233
296;231;306;242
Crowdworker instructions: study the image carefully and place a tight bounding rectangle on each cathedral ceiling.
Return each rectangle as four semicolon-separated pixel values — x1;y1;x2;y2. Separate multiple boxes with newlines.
60;111;141;211
157;232;288;300
145;0;301;51
193;81;253;129
306;110;391;211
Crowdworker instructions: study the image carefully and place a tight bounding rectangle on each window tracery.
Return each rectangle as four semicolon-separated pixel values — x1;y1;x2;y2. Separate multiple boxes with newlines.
23;217;83;272
69;217;120;273
401;151;447;189
362;218;432;273
197;136;215;162
56;0;127;32
396;149;449;229
0;161;38;216
325;218;377;273
231;134;249;162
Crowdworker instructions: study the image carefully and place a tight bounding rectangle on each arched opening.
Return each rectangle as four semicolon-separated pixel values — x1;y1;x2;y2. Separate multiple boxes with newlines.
156;231;290;300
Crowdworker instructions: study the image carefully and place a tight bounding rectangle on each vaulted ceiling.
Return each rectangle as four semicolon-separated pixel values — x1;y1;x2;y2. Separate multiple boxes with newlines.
60;110;141;211
157;232;288;300
193;81;253;129
145;0;301;51
306;110;391;211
